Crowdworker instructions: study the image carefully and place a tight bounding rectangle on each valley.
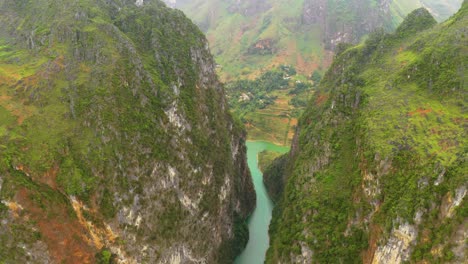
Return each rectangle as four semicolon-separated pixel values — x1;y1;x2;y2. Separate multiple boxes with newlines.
0;0;465;263
166;0;463;150
226;65;319;146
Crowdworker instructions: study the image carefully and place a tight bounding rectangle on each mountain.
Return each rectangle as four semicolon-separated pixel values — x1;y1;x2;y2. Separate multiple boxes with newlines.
265;3;467;263
0;0;255;263
415;0;464;21
163;0;463;148
165;0;463;80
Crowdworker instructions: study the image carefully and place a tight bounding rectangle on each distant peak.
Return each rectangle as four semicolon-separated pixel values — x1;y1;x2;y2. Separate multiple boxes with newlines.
396;8;437;37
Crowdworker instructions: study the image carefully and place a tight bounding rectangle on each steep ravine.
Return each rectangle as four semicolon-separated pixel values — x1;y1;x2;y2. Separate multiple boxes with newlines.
265;4;467;264
0;0;255;263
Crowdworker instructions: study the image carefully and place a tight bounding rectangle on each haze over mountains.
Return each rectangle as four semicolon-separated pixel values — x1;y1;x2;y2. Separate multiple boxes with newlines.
165;0;463;80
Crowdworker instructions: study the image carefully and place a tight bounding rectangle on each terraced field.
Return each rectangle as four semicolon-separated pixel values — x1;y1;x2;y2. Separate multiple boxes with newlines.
244;88;309;146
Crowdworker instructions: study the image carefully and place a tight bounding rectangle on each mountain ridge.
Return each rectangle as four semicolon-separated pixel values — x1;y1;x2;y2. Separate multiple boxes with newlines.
164;0;463;80
265;3;467;263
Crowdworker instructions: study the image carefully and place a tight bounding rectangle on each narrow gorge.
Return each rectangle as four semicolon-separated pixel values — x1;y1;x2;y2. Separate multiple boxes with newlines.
0;0;466;263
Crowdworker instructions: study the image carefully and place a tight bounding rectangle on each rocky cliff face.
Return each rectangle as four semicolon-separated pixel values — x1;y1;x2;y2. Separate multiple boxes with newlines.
265;4;467;263
302;0;395;50
0;0;255;263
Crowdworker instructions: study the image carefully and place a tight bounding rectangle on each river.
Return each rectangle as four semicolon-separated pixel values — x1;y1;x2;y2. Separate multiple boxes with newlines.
234;141;290;264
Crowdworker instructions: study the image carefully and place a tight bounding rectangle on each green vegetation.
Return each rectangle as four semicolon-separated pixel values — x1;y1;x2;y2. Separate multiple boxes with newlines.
171;0;460;150
258;150;283;172
262;154;288;203
266;4;467;263
226;66;313;145
166;0;462;153
227;66;296;117
96;248;115;264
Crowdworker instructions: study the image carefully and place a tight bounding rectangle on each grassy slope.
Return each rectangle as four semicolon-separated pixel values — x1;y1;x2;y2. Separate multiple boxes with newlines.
212;0;326;81
258;150;283;172
173;0;463;81
266;4;467;263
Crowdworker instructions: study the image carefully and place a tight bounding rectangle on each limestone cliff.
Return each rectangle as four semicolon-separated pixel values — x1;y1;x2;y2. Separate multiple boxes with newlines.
266;4;467;263
0;0;255;263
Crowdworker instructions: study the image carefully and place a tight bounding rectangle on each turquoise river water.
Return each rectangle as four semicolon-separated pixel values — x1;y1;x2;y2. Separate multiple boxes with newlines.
234;141;289;264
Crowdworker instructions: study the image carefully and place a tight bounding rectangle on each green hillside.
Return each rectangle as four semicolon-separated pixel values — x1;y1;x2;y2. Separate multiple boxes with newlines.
266;3;467;263
169;0;463;80
168;0;463;146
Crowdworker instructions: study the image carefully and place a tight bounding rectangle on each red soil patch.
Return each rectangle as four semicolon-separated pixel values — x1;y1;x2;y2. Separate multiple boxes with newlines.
38;163;59;189
15;188;97;263
206;33;216;45
265;39;321;77
438;139;457;151
0;75;17;86
295;53;319;75
451;117;468;125
14;164;31;176
315;93;328;106
279;116;291;124
22;73;42;88
287;119;298;140
274;98;290;109
0;93;33;125
289;118;298;127
421;228;431;243
408;108;432;117
54;55;65;69
430;127;442;135
362;223;382;264
0;94;11;101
